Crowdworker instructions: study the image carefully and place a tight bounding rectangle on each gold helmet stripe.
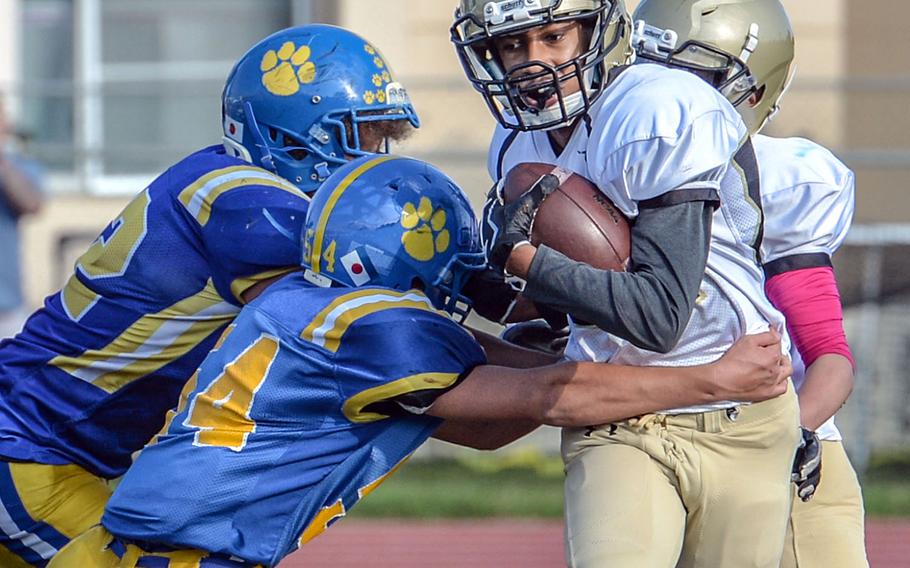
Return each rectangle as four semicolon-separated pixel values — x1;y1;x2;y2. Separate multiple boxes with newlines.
309;155;397;273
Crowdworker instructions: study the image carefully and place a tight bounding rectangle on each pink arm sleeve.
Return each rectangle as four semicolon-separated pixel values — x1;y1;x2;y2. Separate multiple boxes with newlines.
764;266;855;368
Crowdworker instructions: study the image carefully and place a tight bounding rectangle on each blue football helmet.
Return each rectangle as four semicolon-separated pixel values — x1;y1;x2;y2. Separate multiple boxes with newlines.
222;24;420;193
302;155;486;316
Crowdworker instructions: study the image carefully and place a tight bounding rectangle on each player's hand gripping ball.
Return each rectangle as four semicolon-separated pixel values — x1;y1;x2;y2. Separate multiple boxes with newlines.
488;167;559;270
493;163;630;272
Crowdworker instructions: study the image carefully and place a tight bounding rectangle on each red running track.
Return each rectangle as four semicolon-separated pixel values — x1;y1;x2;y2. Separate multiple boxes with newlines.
287;519;910;567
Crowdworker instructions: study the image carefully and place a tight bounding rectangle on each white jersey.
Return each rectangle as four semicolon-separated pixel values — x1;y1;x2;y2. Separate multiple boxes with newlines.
488;64;788;414
755;134;855;440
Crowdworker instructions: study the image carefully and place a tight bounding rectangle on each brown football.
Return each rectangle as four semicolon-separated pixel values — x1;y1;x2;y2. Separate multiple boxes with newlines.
502;162;630;272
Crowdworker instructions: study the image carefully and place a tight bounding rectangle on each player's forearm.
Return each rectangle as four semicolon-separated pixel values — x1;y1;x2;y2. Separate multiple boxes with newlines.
520;201;712;353
796;354;854;430
538;331;793;425
536;361;721;426
431;418;540;450
432;361;715;427
431;344;786;428
0;158;43;215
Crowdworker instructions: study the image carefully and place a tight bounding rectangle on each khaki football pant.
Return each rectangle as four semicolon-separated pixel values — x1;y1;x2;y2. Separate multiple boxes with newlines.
780;440;868;568
563;383;800;568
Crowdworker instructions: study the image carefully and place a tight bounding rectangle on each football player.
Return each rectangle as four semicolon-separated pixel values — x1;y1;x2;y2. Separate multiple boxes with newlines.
632;1;867;566
47;155;792;568
452;1;801;566
0;25;418;567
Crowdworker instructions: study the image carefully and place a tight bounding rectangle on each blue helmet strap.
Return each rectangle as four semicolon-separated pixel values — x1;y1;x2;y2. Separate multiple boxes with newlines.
244;101;277;173
314;162;332;181
434;251;486;320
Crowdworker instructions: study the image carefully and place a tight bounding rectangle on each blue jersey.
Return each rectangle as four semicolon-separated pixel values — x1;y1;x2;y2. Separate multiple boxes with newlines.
0;145;309;478
102;275;485;566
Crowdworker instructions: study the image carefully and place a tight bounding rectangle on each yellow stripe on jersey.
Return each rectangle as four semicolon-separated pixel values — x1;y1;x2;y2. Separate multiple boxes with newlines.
342;372;460;423
50;279;238;394
297;455;410;548
77;189;152;280
60;275;101;322
212;323;237;351
298;499;346;547
359;455;409;498
177;165;307;226
229;266;298;304
300;289;442;353
309;155;396;272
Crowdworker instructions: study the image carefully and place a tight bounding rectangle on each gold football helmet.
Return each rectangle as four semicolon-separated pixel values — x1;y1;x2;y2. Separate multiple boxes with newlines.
632;0;794;134
451;0;633;131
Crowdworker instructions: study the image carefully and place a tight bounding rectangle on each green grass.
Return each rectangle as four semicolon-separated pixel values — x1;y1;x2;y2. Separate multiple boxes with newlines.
351;452;564;519
862;479;910;517
350;452;910;519
861;451;910;517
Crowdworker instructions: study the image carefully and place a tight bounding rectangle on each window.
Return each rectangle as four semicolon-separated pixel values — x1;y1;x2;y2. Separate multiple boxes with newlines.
19;0;332;193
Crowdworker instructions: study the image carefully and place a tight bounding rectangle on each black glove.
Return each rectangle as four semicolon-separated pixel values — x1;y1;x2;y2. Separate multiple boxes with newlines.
480;181;504;264
461;266;520;323
792;427;822;502
489;173;560;270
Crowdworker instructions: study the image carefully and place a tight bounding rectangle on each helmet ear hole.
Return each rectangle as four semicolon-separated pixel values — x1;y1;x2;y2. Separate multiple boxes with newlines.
748;84;766;108
283;133;309;161
288;148;309;161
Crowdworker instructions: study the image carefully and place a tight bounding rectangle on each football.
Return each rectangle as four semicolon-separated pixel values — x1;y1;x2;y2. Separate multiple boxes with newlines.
502;162;630;272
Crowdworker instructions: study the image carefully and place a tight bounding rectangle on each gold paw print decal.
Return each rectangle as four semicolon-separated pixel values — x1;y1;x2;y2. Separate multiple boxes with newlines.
400;197;450;262
362;43;393;105
260;41;316;96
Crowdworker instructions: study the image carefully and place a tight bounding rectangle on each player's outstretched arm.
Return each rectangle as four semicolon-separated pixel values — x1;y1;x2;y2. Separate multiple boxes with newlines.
429;330;790;449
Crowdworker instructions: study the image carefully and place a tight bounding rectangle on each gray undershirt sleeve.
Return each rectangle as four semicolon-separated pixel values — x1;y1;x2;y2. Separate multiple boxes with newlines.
522;199;714;353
